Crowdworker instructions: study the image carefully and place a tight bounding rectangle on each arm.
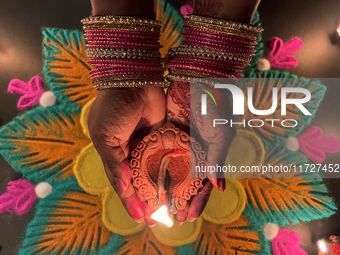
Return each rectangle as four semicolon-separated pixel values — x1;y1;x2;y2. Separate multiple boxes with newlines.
167;0;262;224
87;0;166;224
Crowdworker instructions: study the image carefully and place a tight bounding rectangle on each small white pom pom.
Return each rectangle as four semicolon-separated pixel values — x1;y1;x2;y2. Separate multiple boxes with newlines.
263;223;279;240
39;91;56;107
35;182;53;198
257;58;271;71
285;137;300;151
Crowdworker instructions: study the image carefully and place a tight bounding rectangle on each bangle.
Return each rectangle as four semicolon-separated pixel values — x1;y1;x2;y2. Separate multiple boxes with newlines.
183;26;258;46
93;80;168;89
165;14;262;79
183;20;258;39
184;15;264;33
81;16;162;27
86;48;161;59
92;74;165;83
168;45;253;63
82;15;165;89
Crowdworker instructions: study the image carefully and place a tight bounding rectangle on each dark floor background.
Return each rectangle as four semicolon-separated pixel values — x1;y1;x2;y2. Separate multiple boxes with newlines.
0;0;340;254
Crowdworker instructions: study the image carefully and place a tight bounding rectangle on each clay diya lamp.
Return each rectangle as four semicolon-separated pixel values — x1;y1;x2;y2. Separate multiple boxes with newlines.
130;121;206;219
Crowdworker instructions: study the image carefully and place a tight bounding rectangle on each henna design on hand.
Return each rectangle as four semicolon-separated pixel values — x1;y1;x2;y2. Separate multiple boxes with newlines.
168;81;190;123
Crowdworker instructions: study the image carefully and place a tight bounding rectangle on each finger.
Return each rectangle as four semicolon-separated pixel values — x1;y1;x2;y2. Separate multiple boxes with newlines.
94;140;131;194
134;184;157;226
187;181;213;222
175;205;189;226
109;164;144;223
102;160;144;222
206;162;226;192
116;183;145;223
205;125;236;191
141;201;157;226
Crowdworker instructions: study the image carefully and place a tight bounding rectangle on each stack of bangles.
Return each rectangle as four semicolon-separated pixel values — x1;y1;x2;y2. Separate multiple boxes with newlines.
81;16;168;89
165;15;264;82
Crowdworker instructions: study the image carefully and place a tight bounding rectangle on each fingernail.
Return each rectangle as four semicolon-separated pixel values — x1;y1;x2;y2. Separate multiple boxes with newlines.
175;220;184;227
135;217;144;223
187;214;197;222
217;178;226;192
115;177;127;194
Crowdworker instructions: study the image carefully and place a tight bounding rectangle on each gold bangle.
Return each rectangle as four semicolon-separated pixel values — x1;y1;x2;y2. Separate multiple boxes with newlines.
81;15;162;27
184;20;258;39
168;45;253;63
82;24;161;33
92;74;165;82
166;74;238;87
93;80;168;89
167;68;221;78
184;15;263;33
86;48;161;60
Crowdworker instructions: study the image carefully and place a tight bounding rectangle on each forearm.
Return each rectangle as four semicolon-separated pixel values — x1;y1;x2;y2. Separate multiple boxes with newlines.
91;0;155;18
194;0;261;23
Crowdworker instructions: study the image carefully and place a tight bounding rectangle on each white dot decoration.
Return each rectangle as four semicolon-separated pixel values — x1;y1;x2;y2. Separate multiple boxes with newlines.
285;137;300;151
263;223;279;241
39;91;56;107
35;182;53;198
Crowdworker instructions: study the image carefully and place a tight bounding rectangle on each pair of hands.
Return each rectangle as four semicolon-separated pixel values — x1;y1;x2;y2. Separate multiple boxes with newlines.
87;82;236;226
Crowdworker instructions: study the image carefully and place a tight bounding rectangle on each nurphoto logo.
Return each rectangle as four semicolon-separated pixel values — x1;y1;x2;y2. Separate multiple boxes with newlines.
200;83;312;128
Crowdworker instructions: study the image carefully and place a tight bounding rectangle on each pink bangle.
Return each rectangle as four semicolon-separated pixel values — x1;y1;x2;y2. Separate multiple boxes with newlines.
183;33;256;49
167;60;242;75
85;29;159;36
85;33;159;40
183;26;257;46
91;70;163;80
88;59;160;65
171;55;250;68
85;37;158;43
82;15;165;89
86;43;161;50
90;66;163;74
184;25;256;41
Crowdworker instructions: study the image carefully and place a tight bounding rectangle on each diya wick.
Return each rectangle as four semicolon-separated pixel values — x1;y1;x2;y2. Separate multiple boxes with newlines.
150;150;188;227
130;121;207;226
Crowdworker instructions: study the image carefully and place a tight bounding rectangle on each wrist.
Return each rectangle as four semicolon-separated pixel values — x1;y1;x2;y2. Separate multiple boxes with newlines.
193;0;261;23
91;0;155;19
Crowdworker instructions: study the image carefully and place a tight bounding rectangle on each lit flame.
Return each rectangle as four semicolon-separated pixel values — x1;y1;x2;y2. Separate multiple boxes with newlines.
337;22;340;36
318;240;327;253
151;205;174;227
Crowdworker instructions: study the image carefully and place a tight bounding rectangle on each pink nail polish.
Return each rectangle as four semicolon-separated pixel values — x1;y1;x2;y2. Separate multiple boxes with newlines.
115;177;126;194
187;214;197;222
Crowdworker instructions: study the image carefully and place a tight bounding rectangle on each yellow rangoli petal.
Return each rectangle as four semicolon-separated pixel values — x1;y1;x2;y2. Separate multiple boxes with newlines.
74;143;112;195
202;178;246;224
225;129;265;178
80;98;95;139
151;217;202;246
102;192;146;235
